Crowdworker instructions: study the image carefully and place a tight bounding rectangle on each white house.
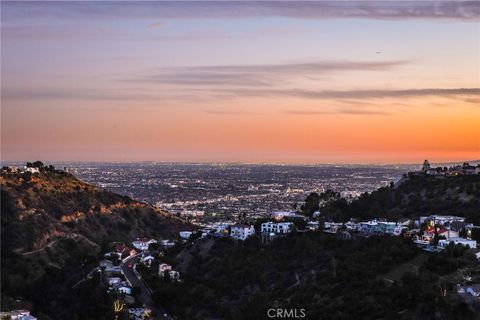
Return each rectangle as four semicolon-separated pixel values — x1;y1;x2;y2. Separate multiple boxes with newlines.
168;270;180;281
359;220;378;234
107;277;122;286
376;222;397;234
140;255;155;267
128;308;152;320
0;310;37;320
397;218;412;226
24;167;40;174
105;265;122;273
99;259;113;268
230;224;255;241
344;221;359;231
323;222;343;234
131;238;157;251
158;263;172;276
271;211;300;221
420;215;465;226
111;282;132;295
458;284;480;297
307;221;319;231
161;239;175;248
261;222;293;234
393;226;409;236
438;237;477;248
179;231;193;240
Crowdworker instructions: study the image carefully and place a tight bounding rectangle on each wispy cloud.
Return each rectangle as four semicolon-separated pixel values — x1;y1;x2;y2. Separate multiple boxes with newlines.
283;109;391;116
219;87;480;100
3;1;479;22
4;86;478;106
202;109;255;115
1;87;153;101
147;21;165;29
128;60;410;87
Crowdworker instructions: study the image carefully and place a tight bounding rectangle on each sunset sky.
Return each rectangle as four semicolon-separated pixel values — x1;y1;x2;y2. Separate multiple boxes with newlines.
1;1;479;164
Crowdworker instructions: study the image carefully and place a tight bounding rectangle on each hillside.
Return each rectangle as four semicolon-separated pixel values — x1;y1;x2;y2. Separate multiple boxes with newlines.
150;234;477;320
1;169;192;253
0;166;194;319
320;173;480;222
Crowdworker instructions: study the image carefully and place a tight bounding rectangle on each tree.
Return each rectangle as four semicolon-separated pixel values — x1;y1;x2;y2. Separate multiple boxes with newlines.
26;161;45;168
301;192;320;217
148;242;159;251
470;228;480;242
432;225;440;245
131;286;142;297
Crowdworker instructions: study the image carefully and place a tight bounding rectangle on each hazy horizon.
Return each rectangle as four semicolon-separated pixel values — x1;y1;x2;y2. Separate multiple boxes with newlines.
2;158;478;167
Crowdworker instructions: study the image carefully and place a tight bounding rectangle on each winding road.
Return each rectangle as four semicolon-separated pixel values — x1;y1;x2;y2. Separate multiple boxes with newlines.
121;254;172;320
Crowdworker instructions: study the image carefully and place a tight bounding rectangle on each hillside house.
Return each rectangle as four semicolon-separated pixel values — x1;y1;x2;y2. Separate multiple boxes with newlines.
261;222;293;234
458;284;480;297
420;215;465;227
376;222;397;234
271;211;304;221
110;282;132;295
158;263;172;276
161;239;175;248
359;221;378;234
393;226;409;236
0;310;37;320
307;221;320;231
107;277;122;286
438;238;477;248
423;228;459;241
324;222;343;234
179;231;193;240
140;255;155;267
397;218;412;226
168;270;180;281
230;224;255;241
99;259;113;269
128;308;152;320
132;238;157;251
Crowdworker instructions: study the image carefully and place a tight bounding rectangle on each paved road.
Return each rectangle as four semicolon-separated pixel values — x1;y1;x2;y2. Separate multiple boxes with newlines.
121;254;171;319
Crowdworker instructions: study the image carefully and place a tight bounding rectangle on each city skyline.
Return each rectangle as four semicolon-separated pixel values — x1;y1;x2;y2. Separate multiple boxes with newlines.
1;1;479;163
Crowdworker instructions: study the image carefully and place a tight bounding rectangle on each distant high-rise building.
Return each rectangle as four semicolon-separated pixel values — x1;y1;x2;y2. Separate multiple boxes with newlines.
422;160;431;172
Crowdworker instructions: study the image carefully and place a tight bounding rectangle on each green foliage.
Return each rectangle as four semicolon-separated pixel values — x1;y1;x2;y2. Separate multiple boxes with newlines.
321;175;480;222
424;243;477;275
300;192;320;217
470;228;480;242
26;161;45;168
148;234;445;320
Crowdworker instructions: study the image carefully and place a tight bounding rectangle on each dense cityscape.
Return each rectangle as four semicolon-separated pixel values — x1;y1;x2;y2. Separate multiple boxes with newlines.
60;163;412;224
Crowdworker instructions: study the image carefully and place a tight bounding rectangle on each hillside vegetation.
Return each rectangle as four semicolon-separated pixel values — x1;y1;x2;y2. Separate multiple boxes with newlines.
152;234;476;320
1;169;191;253
0;167;193;319
320;174;480;222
